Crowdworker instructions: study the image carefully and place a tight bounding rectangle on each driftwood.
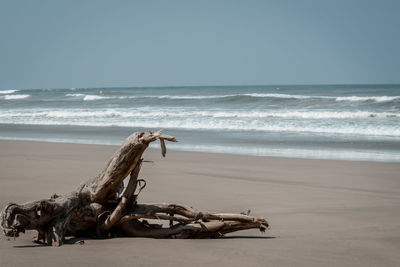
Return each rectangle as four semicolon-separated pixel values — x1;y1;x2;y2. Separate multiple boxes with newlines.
0;131;269;246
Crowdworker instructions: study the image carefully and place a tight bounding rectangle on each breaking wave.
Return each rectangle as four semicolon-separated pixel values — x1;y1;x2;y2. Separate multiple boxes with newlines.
0;108;399;137
1;85;399;161
0;90;19;94
1;109;398;119
0;117;398;137
3;94;30;100
83;95;112;101
335;96;400;102
63;92;400;103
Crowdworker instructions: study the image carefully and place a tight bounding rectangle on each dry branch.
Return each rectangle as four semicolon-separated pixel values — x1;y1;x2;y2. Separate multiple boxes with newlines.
0;131;269;246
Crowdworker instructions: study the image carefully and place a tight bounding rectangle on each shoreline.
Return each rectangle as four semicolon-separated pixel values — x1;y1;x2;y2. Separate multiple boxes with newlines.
1;137;400;164
1;122;400;163
1;140;400;266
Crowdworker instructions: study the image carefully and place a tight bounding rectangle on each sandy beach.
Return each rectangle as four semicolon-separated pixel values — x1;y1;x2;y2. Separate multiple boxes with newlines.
0;140;400;266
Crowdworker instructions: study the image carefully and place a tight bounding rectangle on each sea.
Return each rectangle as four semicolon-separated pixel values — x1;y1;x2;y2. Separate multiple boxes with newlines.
1;84;400;162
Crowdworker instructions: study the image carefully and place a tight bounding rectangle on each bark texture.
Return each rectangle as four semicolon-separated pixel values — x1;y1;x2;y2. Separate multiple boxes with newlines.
0;131;269;246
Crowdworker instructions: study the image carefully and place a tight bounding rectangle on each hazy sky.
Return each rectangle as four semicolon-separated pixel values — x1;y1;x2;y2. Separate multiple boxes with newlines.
1;0;399;89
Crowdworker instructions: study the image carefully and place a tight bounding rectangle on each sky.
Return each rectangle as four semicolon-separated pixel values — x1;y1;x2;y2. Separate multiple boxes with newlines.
0;0;399;90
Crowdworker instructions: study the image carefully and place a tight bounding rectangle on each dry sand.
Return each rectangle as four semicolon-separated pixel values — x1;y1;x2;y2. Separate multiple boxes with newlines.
0;140;399;266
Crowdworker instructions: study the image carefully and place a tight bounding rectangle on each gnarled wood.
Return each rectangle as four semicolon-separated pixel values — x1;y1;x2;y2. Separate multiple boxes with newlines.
101;160;142;232
0;130;269;246
87;131;177;202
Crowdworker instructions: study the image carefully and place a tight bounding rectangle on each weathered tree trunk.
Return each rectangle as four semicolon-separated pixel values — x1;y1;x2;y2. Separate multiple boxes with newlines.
0;131;269;246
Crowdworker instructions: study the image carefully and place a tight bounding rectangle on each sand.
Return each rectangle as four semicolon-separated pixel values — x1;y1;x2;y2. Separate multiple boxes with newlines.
0;140;399;266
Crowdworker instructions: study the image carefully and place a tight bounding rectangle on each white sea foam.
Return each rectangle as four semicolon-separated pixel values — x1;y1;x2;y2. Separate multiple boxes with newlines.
124;94;237;99
3;94;30;100
184;110;399;119
62;93;319;100
1;119;398;137
163;144;400;162
83;95;111;101
0;109;399;137
336;96;400;102
243;93;314;99
243;93;400;102
112;120;400;137
169;93;400;102
62;92;400;102
0;90;19;94
1;109;398;120
66;94;132;100
141;93;315;100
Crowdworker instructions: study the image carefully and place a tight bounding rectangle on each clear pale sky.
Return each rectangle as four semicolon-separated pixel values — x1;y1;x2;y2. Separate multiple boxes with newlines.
1;0;399;90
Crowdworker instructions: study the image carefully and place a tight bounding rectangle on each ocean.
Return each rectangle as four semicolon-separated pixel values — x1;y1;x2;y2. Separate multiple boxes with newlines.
1;84;399;162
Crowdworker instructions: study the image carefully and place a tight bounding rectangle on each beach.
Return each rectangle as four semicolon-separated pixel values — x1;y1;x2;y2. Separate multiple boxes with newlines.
1;140;399;267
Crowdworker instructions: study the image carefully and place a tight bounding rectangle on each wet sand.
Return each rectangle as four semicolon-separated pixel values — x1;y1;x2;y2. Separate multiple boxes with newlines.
0;140;399;266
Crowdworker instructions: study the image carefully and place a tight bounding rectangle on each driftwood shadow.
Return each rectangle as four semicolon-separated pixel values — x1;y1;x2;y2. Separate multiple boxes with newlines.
220;235;276;239
12;236;275;248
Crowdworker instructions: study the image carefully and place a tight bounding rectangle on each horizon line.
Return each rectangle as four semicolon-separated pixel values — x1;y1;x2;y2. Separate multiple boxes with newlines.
3;82;400;91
